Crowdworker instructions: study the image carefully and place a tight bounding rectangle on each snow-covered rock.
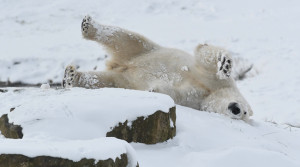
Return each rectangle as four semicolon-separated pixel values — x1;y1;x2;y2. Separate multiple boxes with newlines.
0;87;176;166
0;88;176;143
0;138;138;167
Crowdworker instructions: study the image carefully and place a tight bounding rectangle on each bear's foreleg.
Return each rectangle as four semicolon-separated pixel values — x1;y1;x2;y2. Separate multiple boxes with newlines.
194;44;232;79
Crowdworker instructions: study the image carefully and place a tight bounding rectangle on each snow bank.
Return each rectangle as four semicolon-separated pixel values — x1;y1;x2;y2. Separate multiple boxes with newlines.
0;88;174;140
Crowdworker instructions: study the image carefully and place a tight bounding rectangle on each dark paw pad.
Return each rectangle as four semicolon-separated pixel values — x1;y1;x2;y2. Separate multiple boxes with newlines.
81;15;92;34
62;65;76;88
217;53;232;79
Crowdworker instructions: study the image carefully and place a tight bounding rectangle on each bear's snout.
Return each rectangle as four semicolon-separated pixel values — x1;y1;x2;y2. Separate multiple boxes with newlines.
228;102;241;115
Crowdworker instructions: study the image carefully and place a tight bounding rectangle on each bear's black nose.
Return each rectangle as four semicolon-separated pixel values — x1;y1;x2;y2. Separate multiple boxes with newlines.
228;102;240;115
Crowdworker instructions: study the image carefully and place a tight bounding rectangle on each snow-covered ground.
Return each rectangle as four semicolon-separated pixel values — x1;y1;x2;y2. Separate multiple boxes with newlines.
1;0;300;166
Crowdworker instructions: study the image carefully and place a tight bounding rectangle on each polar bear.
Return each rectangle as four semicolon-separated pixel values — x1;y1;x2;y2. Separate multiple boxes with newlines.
62;15;253;120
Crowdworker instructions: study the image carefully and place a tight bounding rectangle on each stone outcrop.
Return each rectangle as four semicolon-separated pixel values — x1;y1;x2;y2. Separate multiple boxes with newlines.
0;114;23;139
0;153;134;167
107;107;176;144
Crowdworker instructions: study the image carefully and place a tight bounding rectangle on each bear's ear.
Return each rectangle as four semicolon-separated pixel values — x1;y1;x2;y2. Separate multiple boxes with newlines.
196;44;208;49
194;44;208;55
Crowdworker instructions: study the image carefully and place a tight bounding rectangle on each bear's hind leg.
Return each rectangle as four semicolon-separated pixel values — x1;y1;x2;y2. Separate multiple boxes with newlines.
81;15;159;62
62;65;77;88
62;65;130;89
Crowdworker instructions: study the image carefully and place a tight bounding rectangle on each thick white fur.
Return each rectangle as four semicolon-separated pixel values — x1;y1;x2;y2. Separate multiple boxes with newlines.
66;16;253;120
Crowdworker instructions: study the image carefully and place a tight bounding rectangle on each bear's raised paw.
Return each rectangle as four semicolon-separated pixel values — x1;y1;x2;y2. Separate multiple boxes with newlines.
217;53;232;79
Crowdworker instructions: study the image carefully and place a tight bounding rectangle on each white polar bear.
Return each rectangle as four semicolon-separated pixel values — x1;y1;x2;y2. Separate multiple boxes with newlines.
62;15;253;120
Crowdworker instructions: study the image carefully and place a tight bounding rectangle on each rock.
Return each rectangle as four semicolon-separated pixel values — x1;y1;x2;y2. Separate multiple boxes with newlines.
107;107;176;144
0;89;8;93
0;114;23;139
0;138;139;167
0;153;132;167
10;108;15;112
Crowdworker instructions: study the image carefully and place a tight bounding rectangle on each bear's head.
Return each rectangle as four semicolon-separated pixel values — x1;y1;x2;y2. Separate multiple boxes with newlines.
194;44;252;121
201;86;253;120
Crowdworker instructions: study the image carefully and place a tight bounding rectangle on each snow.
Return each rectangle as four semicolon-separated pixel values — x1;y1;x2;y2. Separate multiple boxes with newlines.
1;0;300;166
40;83;50;89
180;66;189;72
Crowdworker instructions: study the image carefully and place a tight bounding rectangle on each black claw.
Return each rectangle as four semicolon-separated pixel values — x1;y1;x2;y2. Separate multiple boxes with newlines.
221;58;226;66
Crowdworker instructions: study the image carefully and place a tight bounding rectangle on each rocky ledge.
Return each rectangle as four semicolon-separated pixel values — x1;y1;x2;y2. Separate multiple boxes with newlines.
107;107;176;144
0;153;131;167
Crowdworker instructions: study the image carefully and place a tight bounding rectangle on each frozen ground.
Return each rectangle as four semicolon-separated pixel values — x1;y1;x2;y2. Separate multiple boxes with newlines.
1;0;300;166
